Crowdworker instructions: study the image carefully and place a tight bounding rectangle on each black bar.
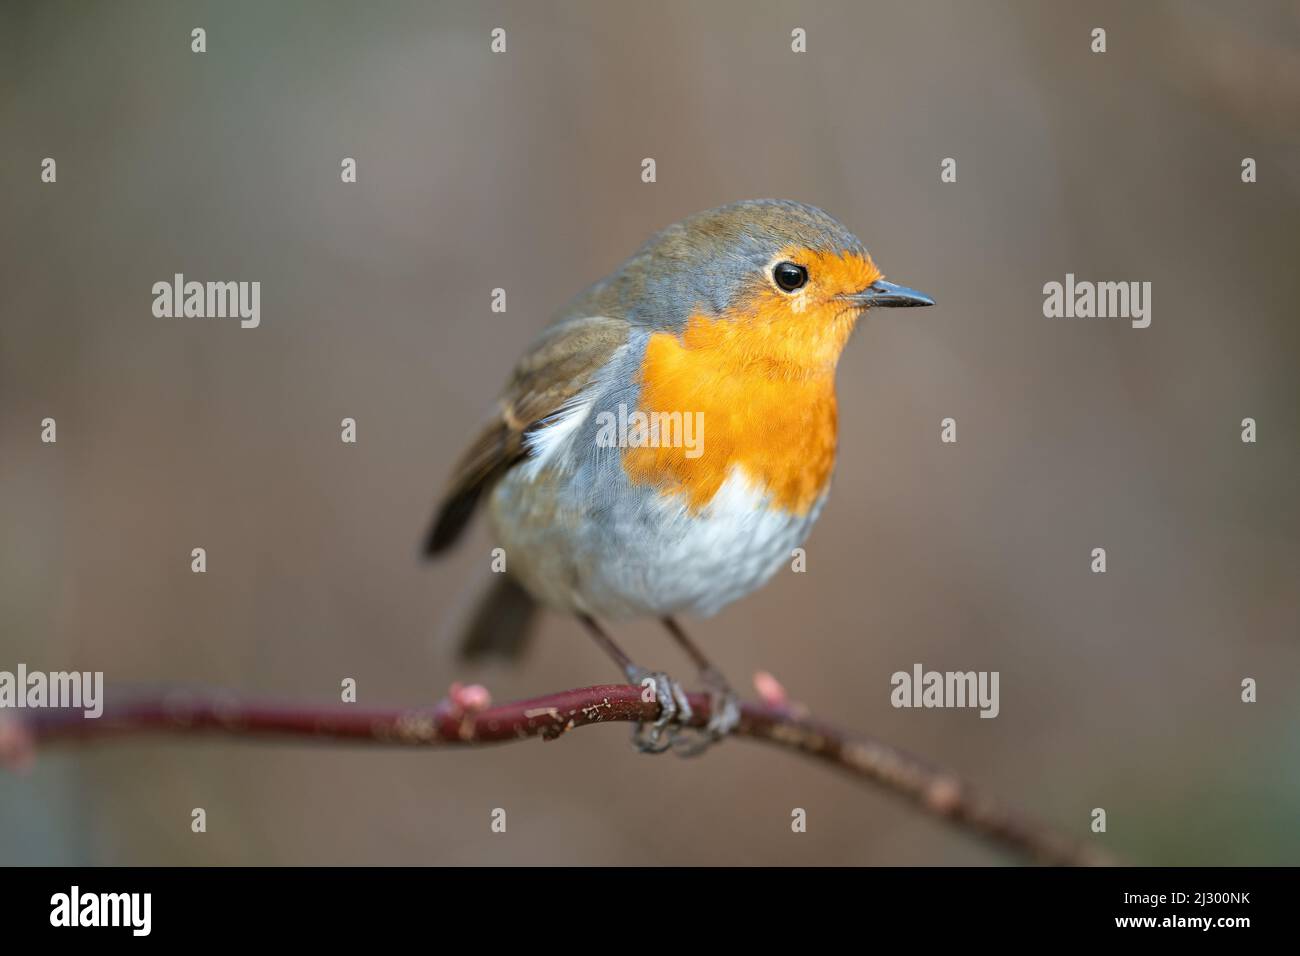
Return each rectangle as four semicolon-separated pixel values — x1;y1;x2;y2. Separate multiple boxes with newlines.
0;866;1283;941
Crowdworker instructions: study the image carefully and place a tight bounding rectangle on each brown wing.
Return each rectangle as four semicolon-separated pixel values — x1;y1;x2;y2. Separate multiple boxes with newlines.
422;314;629;555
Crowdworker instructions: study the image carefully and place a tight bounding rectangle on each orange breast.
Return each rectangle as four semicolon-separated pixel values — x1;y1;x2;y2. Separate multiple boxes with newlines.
622;312;841;516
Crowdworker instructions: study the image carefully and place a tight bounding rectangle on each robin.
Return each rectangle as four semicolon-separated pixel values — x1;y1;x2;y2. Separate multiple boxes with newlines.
424;200;933;754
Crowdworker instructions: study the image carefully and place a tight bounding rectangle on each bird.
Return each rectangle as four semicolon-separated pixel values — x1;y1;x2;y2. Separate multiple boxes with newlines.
424;199;933;754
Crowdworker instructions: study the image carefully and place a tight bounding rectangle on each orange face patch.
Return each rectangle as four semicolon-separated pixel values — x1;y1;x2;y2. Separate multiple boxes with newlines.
621;247;881;514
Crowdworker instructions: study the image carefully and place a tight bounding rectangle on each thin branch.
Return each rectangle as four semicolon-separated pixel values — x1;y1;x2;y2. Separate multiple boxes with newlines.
3;682;1111;866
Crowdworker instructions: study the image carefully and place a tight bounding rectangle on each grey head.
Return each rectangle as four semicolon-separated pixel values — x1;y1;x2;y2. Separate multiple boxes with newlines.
561;199;870;331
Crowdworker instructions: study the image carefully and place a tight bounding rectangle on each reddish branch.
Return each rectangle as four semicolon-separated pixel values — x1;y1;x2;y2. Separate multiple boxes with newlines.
3;681;1110;866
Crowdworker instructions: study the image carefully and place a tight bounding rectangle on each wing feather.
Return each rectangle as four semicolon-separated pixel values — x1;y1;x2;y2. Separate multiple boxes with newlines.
422;315;628;554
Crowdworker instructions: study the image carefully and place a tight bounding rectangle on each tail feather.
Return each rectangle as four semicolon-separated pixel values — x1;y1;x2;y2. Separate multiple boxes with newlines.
458;574;539;661
423;420;521;557
423;480;493;556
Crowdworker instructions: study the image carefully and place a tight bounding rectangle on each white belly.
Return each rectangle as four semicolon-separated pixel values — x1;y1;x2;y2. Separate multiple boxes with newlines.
490;466;826;619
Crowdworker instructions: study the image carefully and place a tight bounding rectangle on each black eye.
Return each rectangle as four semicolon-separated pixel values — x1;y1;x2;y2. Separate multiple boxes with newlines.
773;261;808;292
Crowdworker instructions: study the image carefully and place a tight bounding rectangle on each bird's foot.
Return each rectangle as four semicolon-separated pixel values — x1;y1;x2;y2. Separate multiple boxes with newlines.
669;668;740;758
625;668;693;754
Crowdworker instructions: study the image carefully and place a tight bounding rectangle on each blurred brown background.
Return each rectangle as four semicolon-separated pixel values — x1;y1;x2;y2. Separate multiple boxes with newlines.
2;0;1297;865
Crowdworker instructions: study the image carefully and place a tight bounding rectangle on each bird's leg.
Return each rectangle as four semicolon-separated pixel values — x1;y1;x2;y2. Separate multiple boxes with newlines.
578;614;692;754
660;616;741;756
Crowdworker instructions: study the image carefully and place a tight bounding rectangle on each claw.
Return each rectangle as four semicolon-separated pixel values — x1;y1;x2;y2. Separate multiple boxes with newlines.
706;686;741;738
627;669;692;754
670;669;740;758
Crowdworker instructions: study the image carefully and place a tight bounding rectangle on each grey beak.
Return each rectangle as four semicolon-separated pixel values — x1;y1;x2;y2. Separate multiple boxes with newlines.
847;279;935;308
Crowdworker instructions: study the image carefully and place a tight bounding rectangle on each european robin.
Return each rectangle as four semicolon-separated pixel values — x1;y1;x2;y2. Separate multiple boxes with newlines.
425;200;933;753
